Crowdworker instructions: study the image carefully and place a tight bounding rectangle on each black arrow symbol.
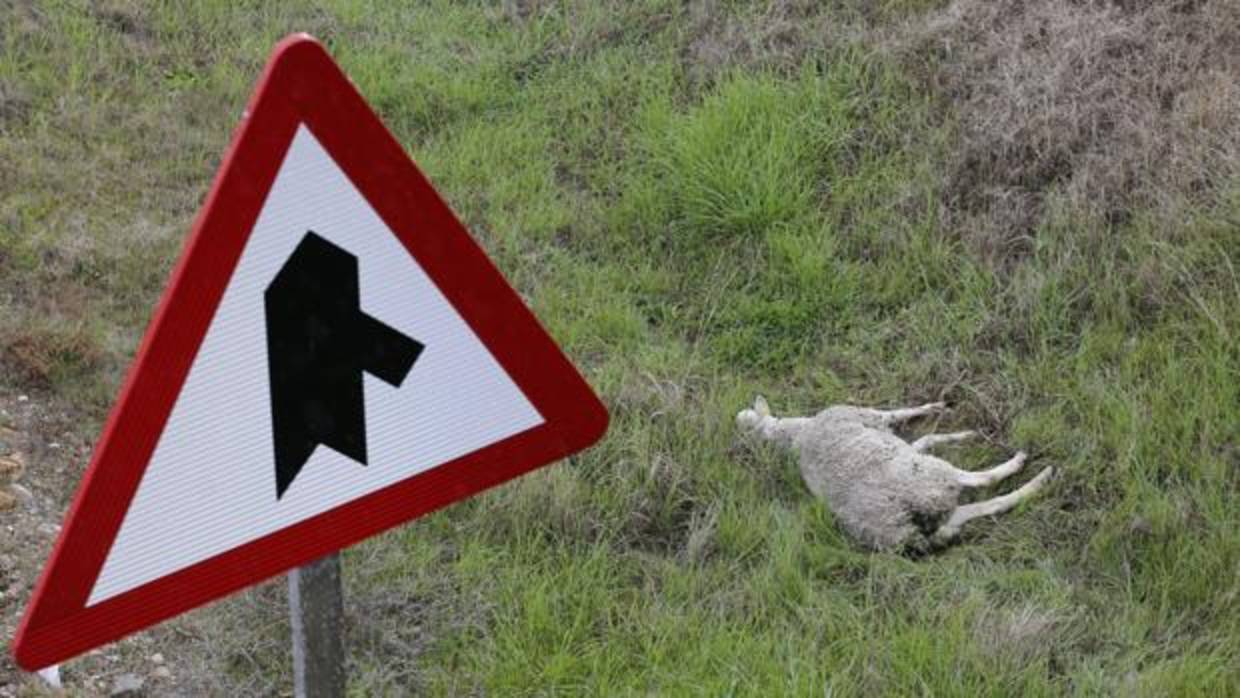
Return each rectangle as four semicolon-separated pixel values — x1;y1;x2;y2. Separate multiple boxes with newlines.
264;231;424;499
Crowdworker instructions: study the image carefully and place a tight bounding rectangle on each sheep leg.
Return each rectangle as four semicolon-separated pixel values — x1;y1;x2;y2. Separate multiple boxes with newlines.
878;402;947;425
954;451;1026;488
933;466;1054;543
911;430;977;452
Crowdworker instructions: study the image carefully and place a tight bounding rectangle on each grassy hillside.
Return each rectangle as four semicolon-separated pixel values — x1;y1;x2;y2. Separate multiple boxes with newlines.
2;1;1237;695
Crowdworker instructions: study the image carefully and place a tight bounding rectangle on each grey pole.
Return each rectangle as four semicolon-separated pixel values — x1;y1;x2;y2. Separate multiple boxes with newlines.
288;553;345;698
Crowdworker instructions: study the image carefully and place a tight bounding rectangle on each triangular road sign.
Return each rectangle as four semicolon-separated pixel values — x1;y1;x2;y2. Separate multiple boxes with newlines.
13;34;608;670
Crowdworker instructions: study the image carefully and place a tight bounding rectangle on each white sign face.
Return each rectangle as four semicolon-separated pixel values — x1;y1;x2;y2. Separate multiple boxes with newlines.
89;126;544;604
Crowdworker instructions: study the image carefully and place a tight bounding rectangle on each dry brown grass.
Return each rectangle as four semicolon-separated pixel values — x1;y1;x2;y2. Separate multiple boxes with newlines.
2;324;103;389
684;0;825;80
973;602;1071;664
675;0;958;88
894;0;1240;266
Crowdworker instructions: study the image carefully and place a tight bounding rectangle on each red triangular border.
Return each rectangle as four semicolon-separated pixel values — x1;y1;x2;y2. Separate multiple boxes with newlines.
12;34;608;670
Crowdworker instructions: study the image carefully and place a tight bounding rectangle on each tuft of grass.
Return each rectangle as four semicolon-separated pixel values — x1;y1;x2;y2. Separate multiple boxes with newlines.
641;73;819;241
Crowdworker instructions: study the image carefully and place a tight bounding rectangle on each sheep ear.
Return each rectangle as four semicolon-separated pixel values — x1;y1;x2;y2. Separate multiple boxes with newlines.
754;395;770;417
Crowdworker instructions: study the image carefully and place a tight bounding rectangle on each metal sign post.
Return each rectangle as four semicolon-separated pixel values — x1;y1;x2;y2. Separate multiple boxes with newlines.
288;553;345;698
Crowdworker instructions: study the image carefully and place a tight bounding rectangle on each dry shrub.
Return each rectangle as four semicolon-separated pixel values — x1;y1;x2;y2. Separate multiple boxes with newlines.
681;0;959;85
499;0;555;22
90;1;154;47
0;80;30;129
683;0;848;83
2;324;103;387
1;282;103;388
973;603;1071;664
897;0;1240;265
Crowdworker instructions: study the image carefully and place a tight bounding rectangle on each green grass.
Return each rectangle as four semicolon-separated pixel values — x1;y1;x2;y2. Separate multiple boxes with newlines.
2;1;1237;696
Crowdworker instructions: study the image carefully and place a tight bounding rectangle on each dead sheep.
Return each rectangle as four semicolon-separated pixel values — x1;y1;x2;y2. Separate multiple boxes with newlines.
737;397;1052;552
